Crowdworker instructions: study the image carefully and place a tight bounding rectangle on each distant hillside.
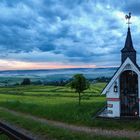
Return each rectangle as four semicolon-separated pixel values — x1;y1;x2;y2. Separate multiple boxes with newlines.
0;68;117;86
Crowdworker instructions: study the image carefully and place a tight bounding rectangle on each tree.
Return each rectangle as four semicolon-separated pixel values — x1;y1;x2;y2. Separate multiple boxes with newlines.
21;78;31;85
69;74;90;105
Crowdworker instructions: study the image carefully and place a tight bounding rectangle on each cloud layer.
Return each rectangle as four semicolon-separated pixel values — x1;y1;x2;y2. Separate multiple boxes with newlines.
0;0;140;69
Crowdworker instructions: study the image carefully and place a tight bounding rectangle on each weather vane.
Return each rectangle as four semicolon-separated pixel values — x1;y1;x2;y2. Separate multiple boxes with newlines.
125;12;131;27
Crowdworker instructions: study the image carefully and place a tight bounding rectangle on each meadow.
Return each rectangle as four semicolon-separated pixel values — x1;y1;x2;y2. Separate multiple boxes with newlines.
0;83;140;139
0;83;106;126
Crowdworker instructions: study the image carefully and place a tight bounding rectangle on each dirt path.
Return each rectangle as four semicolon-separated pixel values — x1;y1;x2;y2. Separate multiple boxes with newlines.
0;107;140;139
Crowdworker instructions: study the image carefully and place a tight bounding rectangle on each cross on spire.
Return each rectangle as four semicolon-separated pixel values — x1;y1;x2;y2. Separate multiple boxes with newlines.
125;12;131;27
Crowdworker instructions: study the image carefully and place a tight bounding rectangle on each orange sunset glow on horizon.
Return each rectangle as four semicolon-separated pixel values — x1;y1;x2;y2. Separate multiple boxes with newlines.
0;59;117;71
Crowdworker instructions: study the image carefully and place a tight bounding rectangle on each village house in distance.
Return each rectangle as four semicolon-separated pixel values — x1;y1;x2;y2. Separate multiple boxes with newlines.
101;13;140;118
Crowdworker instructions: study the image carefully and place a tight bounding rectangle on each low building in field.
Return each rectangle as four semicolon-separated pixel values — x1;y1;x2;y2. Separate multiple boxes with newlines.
101;13;140;118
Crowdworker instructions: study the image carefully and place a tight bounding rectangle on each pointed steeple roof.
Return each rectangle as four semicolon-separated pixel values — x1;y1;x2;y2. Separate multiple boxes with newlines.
121;27;137;64
121;27;136;52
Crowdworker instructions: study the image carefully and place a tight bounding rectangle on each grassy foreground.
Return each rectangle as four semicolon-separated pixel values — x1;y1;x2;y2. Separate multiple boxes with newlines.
0;109;131;140
0;83;106;127
0;135;9;140
0;82;140;135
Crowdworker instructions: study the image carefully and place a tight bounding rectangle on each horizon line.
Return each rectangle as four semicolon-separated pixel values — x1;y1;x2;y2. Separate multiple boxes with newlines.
0;66;119;71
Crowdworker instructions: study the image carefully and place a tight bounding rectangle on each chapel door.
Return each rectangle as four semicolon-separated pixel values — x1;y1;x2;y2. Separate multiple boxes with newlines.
120;70;139;117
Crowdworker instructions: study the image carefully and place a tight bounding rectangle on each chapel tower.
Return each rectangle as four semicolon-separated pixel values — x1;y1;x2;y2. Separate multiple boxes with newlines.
100;12;140;118
121;27;136;64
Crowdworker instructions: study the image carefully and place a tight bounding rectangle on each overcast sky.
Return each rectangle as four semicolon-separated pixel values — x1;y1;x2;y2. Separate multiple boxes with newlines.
0;0;140;70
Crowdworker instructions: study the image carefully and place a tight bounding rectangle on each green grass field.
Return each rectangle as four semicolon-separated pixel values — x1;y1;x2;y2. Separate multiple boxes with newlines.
0;83;106;126
0;83;140;139
0;109;131;140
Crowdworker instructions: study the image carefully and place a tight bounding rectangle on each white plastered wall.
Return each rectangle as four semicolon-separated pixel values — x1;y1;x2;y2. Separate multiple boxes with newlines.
106;78;120;117
105;58;140;117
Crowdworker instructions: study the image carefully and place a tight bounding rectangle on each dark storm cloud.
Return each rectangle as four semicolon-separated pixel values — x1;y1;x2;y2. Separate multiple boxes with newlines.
121;1;140;15
0;0;140;67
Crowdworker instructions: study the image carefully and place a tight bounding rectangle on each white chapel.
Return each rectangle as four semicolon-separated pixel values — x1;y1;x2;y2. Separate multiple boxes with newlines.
101;13;140;118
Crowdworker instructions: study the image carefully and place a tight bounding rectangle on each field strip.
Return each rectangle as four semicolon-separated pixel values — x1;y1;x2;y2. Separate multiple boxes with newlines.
0;107;140;138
